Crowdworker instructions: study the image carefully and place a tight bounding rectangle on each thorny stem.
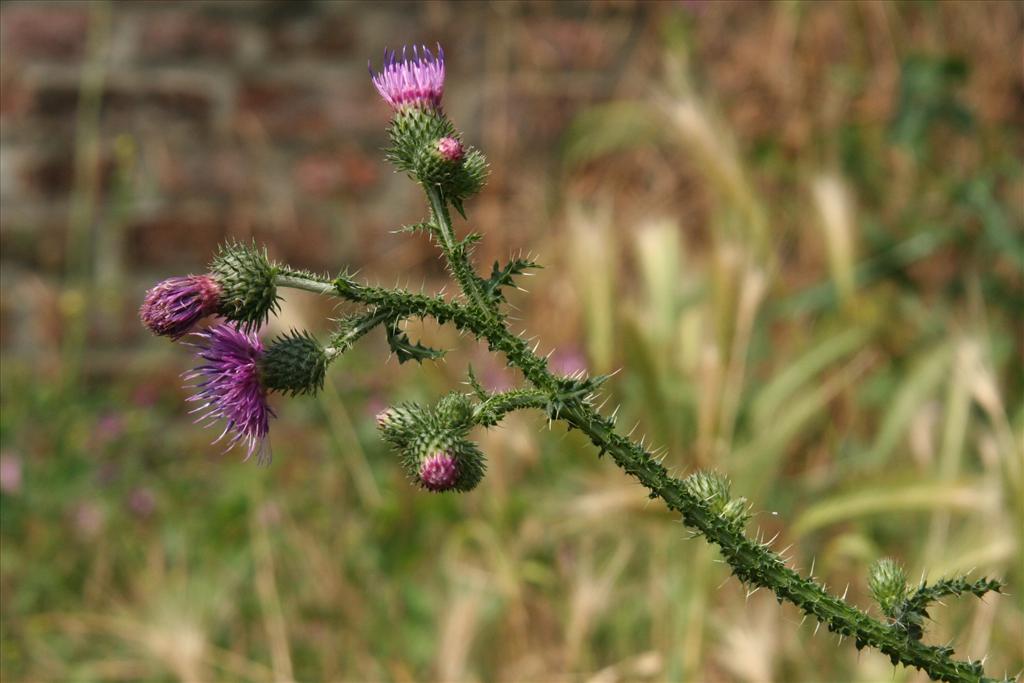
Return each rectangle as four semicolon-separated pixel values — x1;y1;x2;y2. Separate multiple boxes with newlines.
274;223;1002;683
425;185;499;326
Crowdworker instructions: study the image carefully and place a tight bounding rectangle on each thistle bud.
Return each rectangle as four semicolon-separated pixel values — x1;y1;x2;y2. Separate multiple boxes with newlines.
403;435;485;493
448;147;489;200
868;557;908;618
721;497;751;529
377;394;486;492
435;392;473;431
210;243;280;332
413;137;463;188
683;471;731;514
260;330;327;396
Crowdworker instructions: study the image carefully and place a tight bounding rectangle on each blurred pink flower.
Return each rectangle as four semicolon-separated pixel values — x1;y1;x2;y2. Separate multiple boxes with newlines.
94;413;126;447
0;453;22;494
73;502;105;539
550;348;587;376
128;488;156;518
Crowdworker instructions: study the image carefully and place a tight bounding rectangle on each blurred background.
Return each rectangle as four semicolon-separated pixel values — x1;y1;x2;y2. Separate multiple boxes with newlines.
1;1;1021;681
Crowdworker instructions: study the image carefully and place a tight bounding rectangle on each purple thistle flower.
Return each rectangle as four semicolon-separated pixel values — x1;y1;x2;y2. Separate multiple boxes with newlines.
185;323;273;464
370;44;445;111
140;274;221;339
436;136;464;162
419;450;459;491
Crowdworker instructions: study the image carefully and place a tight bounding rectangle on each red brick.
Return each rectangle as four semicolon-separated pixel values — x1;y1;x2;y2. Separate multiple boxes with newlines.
125;213;227;270
136;11;236;62
267;13;356;60
0;4;89;62
293;146;380;198
0;68;31;122
236;79;333;140
28;83;212;129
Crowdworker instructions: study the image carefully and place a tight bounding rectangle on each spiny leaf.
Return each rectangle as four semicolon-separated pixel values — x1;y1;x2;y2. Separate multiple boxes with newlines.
483;257;541;305
396;221;434;235
385;322;445;364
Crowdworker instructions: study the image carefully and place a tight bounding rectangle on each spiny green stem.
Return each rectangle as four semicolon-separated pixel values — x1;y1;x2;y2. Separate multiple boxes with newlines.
472;388;549;427
274;272;997;683
425;185;498;325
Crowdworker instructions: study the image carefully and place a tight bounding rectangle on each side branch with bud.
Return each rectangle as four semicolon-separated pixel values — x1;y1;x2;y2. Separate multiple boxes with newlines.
139;44;1008;683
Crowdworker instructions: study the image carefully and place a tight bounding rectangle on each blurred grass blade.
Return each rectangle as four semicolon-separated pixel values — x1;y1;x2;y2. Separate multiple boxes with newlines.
793;479;995;538
560;102;664;172
861;342;952;469
751;327;872;430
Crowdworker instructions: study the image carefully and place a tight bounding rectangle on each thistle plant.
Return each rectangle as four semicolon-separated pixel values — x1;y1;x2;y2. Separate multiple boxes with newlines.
140;44;1009;682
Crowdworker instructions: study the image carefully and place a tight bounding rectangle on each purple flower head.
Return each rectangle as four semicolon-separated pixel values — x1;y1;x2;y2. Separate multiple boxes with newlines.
185;323;273;464
419;450;459;492
140;274;221;339
370;44;445;111
436;136;464;162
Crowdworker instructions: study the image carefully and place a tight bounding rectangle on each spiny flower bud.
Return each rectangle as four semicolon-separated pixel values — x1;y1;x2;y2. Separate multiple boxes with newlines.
404;435;485;493
210;243;280;332
435;392;473;431
260;330;327;397
869;558;909;619
376;394;486;492
721;497;751;529
448;147;489;201
683;471;731;514
140;274;221;339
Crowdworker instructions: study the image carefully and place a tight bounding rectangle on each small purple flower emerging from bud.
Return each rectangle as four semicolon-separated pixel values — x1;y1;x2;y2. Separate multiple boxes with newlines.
140;275;221;339
370;44;445;111
419;451;459;492
436;136;464;162
185;323;273;464
375;408;396;429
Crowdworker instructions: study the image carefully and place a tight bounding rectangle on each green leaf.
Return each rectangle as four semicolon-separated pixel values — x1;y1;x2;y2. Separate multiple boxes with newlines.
385;323;445;364
483;258;541;305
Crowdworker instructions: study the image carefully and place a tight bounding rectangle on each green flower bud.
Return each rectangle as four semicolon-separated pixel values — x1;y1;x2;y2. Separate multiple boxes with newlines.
868;557;908;619
721;497;751;529
683;471;731;514
435;392;474;431
448;147;489;200
403;431;485;493
387;107;456;176
210;243;279;331
413;136;465;188
376;393;486;492
260;330;327;396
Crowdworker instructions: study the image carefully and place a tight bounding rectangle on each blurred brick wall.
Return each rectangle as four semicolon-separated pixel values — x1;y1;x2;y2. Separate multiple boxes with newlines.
0;0;656;356
2;1;1018;361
